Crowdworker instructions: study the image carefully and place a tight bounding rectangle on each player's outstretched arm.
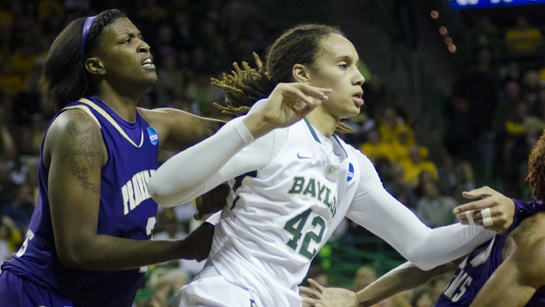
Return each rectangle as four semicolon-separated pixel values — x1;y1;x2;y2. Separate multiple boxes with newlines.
149;83;330;208
470;213;545;307
300;261;457;307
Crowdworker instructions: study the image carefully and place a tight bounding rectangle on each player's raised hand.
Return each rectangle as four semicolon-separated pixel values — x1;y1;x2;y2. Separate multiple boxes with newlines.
243;83;330;139
299;278;359;307
453;186;514;234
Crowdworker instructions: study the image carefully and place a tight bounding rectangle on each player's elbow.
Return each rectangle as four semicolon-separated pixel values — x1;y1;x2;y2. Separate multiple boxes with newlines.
409;259;438;271
57;245;89;269
401;247;440;271
147;180;177;208
148;177;196;208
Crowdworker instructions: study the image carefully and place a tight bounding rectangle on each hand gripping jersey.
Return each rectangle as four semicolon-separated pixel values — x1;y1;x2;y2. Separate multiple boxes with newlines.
435;200;545;307
1;97;160;307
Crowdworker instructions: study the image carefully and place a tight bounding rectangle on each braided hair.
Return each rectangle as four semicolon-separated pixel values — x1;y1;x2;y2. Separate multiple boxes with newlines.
41;9;126;110
526;130;545;201
212;24;355;133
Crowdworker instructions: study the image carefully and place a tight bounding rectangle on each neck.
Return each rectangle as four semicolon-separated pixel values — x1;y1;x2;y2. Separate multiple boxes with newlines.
94;92;140;122
305;106;339;138
94;84;144;122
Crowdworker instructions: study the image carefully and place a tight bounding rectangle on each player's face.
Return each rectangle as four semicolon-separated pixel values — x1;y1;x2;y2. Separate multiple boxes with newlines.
308;33;365;120
93;18;157;90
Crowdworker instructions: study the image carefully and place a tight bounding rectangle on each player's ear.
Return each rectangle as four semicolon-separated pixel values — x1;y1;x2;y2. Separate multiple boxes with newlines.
84;57;105;75
293;64;311;84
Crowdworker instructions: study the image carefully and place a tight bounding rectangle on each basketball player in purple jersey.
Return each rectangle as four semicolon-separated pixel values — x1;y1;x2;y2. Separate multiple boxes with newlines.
301;132;545;306
0;9;223;307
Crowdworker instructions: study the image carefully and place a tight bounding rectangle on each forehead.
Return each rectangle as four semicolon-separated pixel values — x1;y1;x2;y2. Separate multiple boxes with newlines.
101;17;139;39
318;33;358;61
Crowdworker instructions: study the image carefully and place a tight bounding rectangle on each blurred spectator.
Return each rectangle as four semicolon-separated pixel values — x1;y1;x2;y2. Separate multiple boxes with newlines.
470;15;500;53
0;98;17;164
154;52;185;107
398;145;438;188
359;128;395;163
0;215;22;264
390;124;429;165
186;73;224;116
37;0;66;27
171;11;195;50
493;78;521;131
148;268;189;307
429;274;450;303
0;61;26;96
498;61;522;89
444;95;476;163
0;161;18;211
413;169;435;199
534;84;545;119
436;155;475;204
504;15;544;55
1;184;35;231
377;106;415;146
354;265;377;292
415;180;458;227
390;290;412;307
153;24;177;64
449;47;498;171
410;286;434;307
12;66;43;130
495;102;537;198
520;69;541;112
10;43;36;78
0;1;14;32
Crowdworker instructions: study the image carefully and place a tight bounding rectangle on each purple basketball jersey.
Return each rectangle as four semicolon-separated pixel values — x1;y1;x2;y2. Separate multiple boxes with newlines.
1;96;160;307
435;199;545;306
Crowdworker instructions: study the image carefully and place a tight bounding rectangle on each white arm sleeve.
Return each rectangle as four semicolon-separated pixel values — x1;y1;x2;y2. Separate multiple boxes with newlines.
148;116;286;207
346;155;494;270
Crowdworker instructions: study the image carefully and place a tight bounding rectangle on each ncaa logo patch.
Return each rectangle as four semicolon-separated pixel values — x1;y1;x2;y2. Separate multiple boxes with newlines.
147;126;158;145
250;299;257;307
347;162;354;182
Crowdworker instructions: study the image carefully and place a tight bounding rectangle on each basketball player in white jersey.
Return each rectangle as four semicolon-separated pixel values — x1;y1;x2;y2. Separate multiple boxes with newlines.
148;24;514;306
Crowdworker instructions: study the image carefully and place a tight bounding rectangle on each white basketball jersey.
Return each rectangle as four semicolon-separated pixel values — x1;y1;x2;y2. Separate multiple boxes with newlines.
209;118;362;306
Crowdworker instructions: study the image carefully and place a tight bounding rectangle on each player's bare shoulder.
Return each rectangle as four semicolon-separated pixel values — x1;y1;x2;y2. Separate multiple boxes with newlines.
509;211;545;243
505;211;545;284
44;108;106;168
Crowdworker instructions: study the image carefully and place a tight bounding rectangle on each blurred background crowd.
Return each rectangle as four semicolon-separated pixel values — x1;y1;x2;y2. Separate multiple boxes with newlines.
0;0;545;306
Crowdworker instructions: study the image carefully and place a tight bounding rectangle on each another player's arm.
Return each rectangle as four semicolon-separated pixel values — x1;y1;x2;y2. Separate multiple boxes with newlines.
138;107;224;152
301;261;458;307
46;109;211;271
470;212;545;307
356;261;457;306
